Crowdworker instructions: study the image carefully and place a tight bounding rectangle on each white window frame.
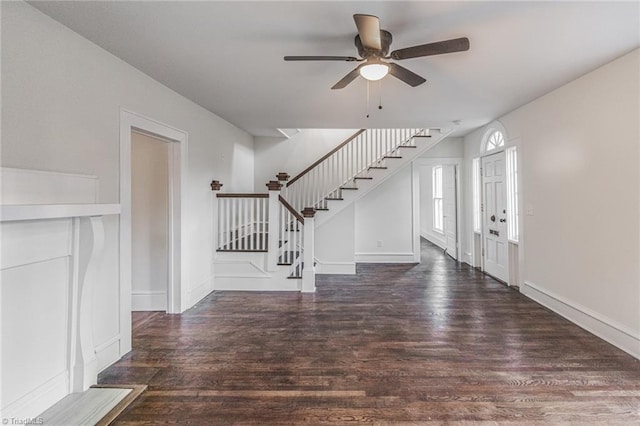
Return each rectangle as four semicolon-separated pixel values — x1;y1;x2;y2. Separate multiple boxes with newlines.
506;146;519;242
472;158;481;233
432;166;443;233
486;130;505;152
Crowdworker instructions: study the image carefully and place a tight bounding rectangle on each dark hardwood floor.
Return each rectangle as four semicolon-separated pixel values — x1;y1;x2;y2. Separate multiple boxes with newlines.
100;240;640;424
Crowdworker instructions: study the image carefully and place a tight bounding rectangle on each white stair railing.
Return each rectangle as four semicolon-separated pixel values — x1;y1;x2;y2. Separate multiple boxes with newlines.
216;193;269;251
211;180;314;288
283;128;427;212
278;195;304;278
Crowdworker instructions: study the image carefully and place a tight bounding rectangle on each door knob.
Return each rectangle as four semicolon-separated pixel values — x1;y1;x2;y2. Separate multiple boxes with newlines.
490;215;496;222
499;218;506;223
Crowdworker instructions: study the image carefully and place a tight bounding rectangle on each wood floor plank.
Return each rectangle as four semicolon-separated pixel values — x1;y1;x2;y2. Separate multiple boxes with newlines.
100;239;640;423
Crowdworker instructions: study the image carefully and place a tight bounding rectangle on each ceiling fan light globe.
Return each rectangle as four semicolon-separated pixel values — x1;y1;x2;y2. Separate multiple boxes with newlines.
359;63;389;81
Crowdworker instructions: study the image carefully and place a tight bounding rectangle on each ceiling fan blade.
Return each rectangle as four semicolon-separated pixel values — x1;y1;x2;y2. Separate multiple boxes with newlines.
353;14;381;50
388;63;426;87
390;37;470;60
284;56;360;61
331;66;362;90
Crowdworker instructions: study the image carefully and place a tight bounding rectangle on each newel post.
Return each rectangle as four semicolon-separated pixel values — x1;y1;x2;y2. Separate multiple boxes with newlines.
211;180;223;252
276;172;290;183
301;207;316;293
266;180;282;271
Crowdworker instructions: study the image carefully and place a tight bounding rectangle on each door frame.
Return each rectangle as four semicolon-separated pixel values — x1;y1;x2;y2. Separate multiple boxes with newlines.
414;157;463;261
119;109;188;352
479;149;508;283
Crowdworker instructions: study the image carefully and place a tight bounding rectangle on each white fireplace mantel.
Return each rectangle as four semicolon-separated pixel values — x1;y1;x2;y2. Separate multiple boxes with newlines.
1;203;120;222
1;203;121;418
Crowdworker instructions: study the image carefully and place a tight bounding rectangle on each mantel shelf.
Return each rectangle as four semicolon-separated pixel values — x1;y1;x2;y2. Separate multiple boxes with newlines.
0;203;121;222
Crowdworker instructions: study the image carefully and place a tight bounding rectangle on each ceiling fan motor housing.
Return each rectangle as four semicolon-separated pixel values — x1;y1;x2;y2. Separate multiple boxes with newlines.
355;30;393;58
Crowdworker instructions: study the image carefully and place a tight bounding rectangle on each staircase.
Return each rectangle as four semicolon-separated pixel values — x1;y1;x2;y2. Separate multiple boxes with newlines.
211;127;451;292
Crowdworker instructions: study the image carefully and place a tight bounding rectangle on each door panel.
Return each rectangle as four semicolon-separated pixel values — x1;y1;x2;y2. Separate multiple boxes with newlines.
443;165;457;260
482;152;508;282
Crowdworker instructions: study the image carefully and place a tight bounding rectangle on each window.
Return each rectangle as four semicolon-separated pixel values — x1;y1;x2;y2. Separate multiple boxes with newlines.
472;158;481;233
486;130;504;151
432;166;443;233
506;147;519;242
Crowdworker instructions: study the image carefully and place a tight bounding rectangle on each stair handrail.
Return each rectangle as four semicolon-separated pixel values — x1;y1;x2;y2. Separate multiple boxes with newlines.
284;128;426;212
278;195;304;223
287;129;366;187
217;193;269;198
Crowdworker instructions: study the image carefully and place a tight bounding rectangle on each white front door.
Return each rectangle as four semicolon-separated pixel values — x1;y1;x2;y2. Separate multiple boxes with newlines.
482;152;508;282
443;165;457;260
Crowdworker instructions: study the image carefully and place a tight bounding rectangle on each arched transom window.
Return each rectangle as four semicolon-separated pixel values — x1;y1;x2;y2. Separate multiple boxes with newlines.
486;130;504;151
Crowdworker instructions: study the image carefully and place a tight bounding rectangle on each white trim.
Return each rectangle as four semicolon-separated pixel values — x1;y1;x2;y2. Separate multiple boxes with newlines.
410;162;421;263
213;277;301;292
188;275;214;307
421;232;446;250
522;281;640;360
414;157;463;261
132;291;168;311
355;252;418;263
480;120;508;154
119;109;188;358
314;259;356;275
0;204;120;222
1;371;69;419
0;167;99;205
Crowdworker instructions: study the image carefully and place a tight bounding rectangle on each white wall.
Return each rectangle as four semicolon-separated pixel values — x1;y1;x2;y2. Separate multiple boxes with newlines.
315;204;356;274
131;133;169;311
419;137;464;159
254;129;357;189
355;166;419;263
2;0;254;375
462;49;640;358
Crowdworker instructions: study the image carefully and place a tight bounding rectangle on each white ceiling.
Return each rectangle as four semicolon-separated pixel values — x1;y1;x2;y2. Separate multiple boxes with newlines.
29;1;639;137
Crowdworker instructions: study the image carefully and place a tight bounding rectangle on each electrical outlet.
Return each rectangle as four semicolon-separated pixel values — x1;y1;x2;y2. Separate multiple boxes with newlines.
377;240;383;248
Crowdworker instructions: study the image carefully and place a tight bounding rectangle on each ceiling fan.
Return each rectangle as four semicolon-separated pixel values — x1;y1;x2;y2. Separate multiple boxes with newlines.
284;14;470;89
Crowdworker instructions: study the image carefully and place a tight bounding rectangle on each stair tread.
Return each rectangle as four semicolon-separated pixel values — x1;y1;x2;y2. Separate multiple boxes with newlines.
397;145;417;148
340;187;358;190
354;176;373;180
368;166;388;170
315;207;329;211
384;155;402;159
325;197;344;201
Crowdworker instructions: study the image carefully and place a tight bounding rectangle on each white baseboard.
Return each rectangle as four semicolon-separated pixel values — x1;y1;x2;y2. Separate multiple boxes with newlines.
95;334;122;372
315;259;356;275
522;281;640;360
420;232;446;250
131;291;167;311
213;276;301;291
355;252;418;263
188;276;214;308
462;251;473;265
1;370;69;419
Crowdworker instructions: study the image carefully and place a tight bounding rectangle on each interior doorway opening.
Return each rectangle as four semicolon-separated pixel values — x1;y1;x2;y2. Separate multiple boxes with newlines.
119;109;187;355
416;159;462;261
131;131;170;311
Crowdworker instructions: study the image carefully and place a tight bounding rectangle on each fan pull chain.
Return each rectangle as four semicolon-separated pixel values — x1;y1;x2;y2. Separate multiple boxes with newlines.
378;79;383;110
366;80;370;118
